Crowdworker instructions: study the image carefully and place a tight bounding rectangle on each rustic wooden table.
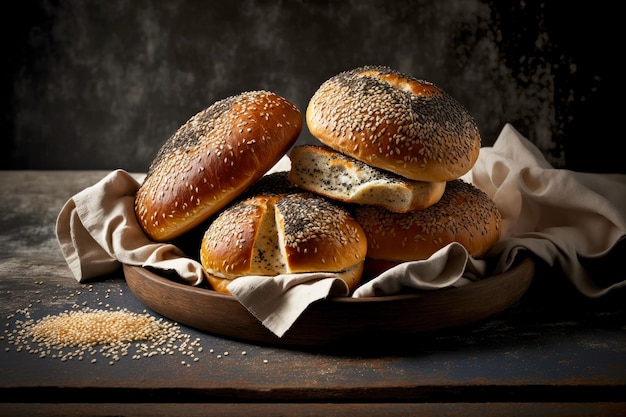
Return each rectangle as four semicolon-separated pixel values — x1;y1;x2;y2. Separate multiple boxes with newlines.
0;170;624;417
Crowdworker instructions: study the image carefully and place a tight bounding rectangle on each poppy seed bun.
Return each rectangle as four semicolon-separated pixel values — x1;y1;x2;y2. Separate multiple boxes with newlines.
288;145;446;212
306;66;481;182
135;91;302;242
201;178;367;294
354;179;501;268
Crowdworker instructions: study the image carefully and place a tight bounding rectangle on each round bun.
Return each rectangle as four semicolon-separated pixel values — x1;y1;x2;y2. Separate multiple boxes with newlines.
354;179;501;273
288;144;446;212
135;91;302;242
306;66;481;182
201;175;367;294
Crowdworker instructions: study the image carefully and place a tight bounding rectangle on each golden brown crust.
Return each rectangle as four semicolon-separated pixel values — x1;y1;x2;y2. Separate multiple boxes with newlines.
288;145;446;212
306;66;481;182
135;91;302;242
354;179;502;263
275;192;367;276
200;179;367;294
201;195;282;279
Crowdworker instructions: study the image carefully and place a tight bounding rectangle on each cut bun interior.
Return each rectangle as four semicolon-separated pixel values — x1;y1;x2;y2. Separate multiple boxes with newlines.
288;145;446;212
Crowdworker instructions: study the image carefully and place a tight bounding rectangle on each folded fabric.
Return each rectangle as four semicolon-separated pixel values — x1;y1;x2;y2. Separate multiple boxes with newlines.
56;169;205;285
462;124;626;297
351;242;477;297
227;272;349;337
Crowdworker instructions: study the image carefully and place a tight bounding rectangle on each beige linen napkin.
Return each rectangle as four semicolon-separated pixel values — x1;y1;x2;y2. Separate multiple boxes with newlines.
56;169;204;285
227;242;475;336
351;242;476;297
227;272;349;337
462;123;626;297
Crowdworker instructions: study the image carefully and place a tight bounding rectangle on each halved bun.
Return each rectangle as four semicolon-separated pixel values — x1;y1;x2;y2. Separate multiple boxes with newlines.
306;66;481;182
288;145;446;212
200;178;367;294
135;91;302;242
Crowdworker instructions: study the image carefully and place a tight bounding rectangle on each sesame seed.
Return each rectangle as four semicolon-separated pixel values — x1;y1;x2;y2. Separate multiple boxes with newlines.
4;304;207;366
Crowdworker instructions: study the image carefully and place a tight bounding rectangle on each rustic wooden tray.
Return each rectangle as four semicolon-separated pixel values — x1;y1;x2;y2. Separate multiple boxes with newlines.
123;257;534;347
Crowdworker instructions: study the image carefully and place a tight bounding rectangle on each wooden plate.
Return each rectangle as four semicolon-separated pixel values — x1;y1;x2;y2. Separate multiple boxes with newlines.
123;257;534;347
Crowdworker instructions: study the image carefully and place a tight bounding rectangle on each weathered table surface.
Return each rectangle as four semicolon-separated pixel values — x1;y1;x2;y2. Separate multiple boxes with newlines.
1;170;624;417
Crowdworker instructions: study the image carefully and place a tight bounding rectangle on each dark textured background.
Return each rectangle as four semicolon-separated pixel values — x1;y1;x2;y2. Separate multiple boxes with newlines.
3;0;619;173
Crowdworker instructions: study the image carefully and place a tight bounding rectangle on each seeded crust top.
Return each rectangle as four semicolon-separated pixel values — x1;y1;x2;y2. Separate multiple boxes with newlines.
306;65;481;182
134;91;302;242
355;179;502;261
276;192;367;274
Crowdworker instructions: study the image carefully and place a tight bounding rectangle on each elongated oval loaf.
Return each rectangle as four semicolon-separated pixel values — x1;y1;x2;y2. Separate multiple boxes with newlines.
135;91;302;242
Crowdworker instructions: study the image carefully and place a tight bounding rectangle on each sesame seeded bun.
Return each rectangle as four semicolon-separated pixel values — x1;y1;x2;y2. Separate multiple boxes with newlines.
200;176;367;294
306;66;481;182
288;145;446;212
135;91;302;242
354;179;501;276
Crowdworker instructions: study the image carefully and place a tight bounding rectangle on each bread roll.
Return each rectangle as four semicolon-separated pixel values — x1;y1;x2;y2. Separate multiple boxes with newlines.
288;145;446;212
354;179;501;274
200;175;367;294
135;91;302;242
306;66;481;182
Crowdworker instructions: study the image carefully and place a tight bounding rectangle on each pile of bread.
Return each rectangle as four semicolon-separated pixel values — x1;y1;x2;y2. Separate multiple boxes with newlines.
134;66;502;294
